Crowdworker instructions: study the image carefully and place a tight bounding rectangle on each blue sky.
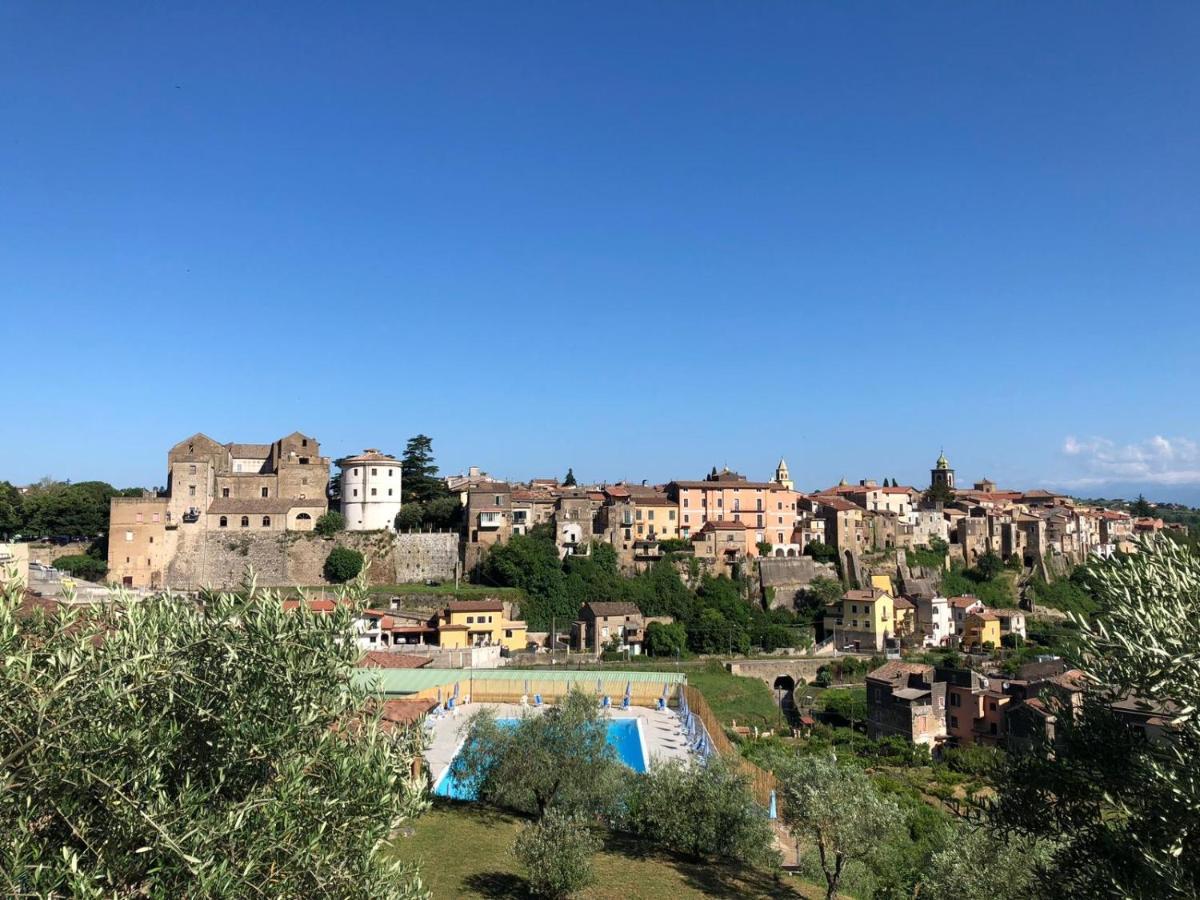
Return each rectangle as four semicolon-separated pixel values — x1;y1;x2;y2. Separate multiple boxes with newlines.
2;3;1198;502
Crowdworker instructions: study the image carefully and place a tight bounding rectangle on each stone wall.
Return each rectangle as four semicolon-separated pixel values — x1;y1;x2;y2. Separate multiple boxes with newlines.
164;529;461;589
759;557;840;610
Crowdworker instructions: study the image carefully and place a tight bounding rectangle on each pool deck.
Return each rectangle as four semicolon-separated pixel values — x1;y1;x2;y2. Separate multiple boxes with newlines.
423;701;694;786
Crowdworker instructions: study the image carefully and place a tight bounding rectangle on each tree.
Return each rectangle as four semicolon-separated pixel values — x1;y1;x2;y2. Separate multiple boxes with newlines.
0;481;22;539
918;825;1048;900
969;551;1005;582
0;571;429;898
923;482;956;507
619;758;778;866
421;496;462;530
20;480;119;538
1132;493;1154;517
51;554;107;582
393;503;424;531
399;435;449;506
643;620;687;657
481;532;570;631
756;541;773;557
781;753;901;900
561;468;577;487
452;688;624;820
511;810;598;900
797;576;844;626
804;541;838;565
315;511;344;537
990;537;1200;898
324;547;364;583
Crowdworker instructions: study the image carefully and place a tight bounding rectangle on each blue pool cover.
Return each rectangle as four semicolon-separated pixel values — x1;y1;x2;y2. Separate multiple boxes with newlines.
434;718;647;800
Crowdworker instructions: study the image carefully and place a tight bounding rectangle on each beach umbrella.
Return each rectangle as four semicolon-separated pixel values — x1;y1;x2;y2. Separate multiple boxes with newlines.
624;681;632;699
437;687;442;704
453;681;460;698
524;678;529;694
596;678;602;695
768;790;778;820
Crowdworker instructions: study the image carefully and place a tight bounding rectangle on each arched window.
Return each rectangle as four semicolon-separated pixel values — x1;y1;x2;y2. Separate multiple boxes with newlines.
240;516;249;528
296;513;312;521
262;516;271;527
219;516;228;528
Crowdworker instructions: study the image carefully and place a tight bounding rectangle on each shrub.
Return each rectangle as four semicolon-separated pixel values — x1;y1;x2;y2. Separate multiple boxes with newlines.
619;758;778;866
323;547;364;583
52;554;107;582
511;810;599;899
656;538;691;554
942;745;1000;777
644;620;687;657
314;511;344;537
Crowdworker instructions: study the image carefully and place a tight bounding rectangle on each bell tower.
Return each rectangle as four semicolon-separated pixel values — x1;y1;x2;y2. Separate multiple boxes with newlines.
773;458;793;491
931;450;955;491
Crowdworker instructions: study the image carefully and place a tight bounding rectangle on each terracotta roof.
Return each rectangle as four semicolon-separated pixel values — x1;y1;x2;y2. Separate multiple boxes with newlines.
604;486;631;498
1048;668;1089;691
635;495;676;507
358;651;431;669
816;497;859;512
340;449;399;464
380;698;438;727
468;483;512;494
583;601;641;617
867;660;933;687
697;519;749;531
227;443;271;457
672;480;782;490
282;598;339;613
843;588;889;602
947;595;982;609
893;596;915;610
966;611;999;622
446;600;504;613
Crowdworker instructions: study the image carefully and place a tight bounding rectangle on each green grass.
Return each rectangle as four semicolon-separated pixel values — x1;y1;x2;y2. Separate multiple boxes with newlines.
389;801;821;900
686;660;783;729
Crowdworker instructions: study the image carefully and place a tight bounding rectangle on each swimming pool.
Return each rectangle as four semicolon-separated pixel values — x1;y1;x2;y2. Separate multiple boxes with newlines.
434;717;648;800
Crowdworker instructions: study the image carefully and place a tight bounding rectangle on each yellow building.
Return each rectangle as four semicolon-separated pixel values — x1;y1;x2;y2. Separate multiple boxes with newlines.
634;495;679;542
822;588;895;651
870;573;894;594
962;611;1001;649
437;600;527;652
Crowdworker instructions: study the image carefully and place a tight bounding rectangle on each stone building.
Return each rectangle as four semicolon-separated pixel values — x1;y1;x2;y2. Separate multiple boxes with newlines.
464;482;512;570
339;449;403;531
107;432;330;588
866;660;947;745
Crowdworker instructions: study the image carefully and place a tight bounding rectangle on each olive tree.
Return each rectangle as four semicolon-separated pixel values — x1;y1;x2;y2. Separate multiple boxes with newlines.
780;753;900;900
511;809;599;899
991;537;1200;898
0;570;429;898
452;687;624;820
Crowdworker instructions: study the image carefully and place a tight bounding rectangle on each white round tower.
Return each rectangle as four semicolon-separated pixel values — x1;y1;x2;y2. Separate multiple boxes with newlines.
339;449;403;531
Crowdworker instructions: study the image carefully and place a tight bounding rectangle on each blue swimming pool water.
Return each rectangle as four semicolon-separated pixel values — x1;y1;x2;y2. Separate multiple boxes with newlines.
434;717;647;800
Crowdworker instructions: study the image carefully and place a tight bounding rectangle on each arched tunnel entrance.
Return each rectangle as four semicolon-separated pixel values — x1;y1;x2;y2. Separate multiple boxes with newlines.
773;674;796;717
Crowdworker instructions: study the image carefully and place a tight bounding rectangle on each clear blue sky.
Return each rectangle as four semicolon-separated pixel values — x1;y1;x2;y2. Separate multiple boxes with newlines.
3;3;1198;502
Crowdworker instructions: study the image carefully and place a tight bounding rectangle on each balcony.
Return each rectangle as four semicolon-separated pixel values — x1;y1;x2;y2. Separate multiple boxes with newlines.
181;508;201;524
478;511;504;529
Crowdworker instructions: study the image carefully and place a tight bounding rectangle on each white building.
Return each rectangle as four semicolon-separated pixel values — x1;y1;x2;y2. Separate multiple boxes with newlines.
340;449;403;531
916;594;952;647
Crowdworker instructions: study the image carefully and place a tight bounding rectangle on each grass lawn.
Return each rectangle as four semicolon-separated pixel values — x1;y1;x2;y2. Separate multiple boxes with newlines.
685;661;783;729
390;801;823;900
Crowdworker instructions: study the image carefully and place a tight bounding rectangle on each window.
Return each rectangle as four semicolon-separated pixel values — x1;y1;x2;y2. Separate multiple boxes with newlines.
353;489;358;497
636;509;642;520
222;487;230;498
219;517;228;528
466;616;474;623
152;513;159;522
189;485;196;497
353;468;359;475
388;469;393;476
302;477;309;485
388;489;393;496
669;510;676;520
261;487;269;498
302;438;308;447
371;488;377;496
241;516;249;528
125;557;130;564
683;499;689;508
372;468;377;476
949;715;959;728
149;536;154;544
262;516;271;527
136;512;143;523
684;514;689;523
648;510;655;521
495;495;502;505
189;464;196;474
125;531;133;542
950;693;961;707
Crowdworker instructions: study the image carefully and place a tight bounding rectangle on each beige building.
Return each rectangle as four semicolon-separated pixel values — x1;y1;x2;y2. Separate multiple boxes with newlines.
107;432;330;588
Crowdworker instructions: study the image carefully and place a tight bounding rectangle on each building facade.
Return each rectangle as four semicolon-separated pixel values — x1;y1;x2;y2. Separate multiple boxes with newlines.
340;449;403;531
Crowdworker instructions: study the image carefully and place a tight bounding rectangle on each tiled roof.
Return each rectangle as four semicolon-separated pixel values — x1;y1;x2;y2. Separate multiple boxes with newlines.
340;449;399;464
227;443;272;457
947;595;982;608
697;519;749;531
446;600;504;613
843;588;888;601
583;601;641;617
867;660;933;687
816;497;859;512
380;698;438;727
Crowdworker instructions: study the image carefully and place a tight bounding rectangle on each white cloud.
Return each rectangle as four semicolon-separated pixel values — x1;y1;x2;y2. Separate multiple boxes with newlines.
1059;435;1200;487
